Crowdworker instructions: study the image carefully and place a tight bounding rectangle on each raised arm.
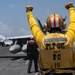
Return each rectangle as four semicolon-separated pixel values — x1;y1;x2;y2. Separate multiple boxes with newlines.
65;2;75;43
26;6;45;45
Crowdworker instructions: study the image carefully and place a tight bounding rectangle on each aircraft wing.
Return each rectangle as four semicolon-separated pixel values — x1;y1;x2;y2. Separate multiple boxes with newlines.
7;34;33;40
7;34;33;45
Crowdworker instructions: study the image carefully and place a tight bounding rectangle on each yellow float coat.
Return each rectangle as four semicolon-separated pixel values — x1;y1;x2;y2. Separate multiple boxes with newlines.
27;7;75;73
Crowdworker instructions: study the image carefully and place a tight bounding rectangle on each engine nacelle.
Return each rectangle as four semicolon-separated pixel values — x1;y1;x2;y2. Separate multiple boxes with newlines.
22;44;27;53
9;44;21;54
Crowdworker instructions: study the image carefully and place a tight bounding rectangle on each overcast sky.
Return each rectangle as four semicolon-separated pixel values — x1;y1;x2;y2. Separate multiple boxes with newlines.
0;0;75;37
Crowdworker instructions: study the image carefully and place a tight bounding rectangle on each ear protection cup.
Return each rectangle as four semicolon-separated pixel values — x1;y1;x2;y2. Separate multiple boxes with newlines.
43;23;51;32
60;21;66;30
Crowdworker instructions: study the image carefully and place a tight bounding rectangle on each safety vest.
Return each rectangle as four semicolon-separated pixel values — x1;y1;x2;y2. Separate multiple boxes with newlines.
38;33;75;73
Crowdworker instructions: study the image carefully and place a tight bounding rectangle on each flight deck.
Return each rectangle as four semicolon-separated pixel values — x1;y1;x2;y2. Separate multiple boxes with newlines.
0;46;39;75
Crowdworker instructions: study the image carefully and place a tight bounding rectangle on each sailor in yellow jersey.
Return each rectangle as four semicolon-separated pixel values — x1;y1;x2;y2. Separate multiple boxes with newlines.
26;2;75;75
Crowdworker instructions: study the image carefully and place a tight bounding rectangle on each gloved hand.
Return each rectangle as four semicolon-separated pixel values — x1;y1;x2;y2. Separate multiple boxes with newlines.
26;6;33;12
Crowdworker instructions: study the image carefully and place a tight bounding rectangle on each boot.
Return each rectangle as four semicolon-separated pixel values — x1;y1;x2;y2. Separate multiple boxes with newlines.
65;2;74;10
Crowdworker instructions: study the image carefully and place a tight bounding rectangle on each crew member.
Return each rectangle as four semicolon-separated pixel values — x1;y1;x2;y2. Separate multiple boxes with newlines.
26;2;75;75
27;38;39;73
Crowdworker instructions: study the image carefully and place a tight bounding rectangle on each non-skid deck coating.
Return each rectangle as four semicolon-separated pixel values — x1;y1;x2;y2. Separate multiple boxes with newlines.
0;46;40;75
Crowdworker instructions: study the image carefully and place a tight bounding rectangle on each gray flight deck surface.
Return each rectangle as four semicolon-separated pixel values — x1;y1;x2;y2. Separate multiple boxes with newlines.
0;46;40;75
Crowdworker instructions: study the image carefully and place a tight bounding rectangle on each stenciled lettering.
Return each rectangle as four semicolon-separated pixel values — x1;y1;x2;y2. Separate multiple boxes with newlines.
55;62;60;68
45;43;65;50
53;54;61;68
53;54;61;60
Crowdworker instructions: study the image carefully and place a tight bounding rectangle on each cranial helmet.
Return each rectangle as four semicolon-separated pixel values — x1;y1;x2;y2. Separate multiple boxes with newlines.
46;14;66;31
